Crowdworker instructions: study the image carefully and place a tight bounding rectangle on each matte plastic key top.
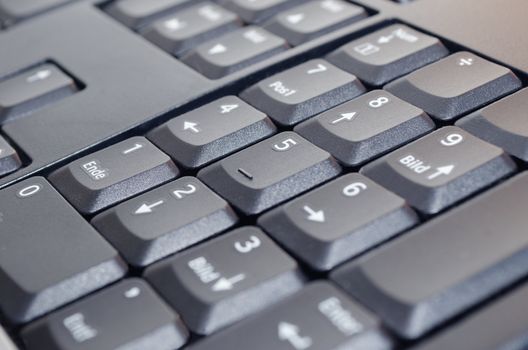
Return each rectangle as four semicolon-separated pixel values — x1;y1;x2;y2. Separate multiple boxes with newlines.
457;88;528;162
198;132;341;215
361;126;516;214
92;176;238;267
189;282;392;350
143;3;242;57
145;226;305;335
0;63;77;123
332;172;528;339
327;24;449;86
265;0;367;46
221;0;305;23
49;137;179;214
259;173;419;270
182;26;287;79
295;90;434;166
241;59;365;126
22;279;189;350
148;96;276;169
0;178;127;324
385;52;521;121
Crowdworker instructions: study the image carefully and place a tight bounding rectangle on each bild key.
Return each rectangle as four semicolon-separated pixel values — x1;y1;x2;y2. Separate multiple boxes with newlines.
145;226;305;335
361;126;516;214
49;137;179;214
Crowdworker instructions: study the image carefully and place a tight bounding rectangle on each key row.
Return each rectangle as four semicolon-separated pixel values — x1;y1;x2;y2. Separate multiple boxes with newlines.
14;171;528;349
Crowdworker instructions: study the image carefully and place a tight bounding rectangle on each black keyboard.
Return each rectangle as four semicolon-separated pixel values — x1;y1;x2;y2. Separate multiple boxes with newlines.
1;0;528;349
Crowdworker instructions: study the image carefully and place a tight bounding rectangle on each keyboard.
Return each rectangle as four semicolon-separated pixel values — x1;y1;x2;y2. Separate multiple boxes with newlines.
1;0;528;349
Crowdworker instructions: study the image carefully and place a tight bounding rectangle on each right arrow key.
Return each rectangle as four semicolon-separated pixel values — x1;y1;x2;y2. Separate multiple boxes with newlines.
360;126;517;214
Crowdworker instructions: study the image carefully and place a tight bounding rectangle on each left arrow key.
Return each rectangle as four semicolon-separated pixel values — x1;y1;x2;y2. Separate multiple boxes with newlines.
92;177;238;267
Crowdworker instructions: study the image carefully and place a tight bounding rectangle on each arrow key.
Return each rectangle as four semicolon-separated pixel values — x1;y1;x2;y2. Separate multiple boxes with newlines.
145;226;305;335
188;282;391;350
148;96;276;169
295;90;435;166
259;173;418;270
361;126;516;214
92;176;238;267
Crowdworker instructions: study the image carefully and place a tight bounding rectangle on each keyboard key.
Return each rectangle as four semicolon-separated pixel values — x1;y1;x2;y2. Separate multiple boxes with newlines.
221;0;305;24
49;137;179;215
259;174;419;271
0;135;22;176
0;178;127;324
295;90;435;166
457;88;528;162
106;0;198;29
265;0;367;46
332;172;528;339
182;26;287;79
148;96;276;169
189;282;392;350
411;283;528;350
241;59;365;126
145;226;305;335
0;64;77;123
385;52;522;121
143;3;242;57
22;279;189;350
327;24;449;86
92;176;238;267
198;132;341;215
361;126;516;214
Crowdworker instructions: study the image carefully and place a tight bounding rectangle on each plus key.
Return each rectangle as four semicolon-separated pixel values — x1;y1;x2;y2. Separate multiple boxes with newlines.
360;126;516;214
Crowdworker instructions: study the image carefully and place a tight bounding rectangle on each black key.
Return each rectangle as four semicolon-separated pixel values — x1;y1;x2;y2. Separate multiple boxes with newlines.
0;64;77;123
189;282;392;350
92;176;238;267
106;0;199;29
143;3;242;57
198;132;341;215
457;88;528;162
241;59;365;126
49;137;179;215
22;279;189;350
0;178;127;324
0;135;22;176
295;90;435;166
0;0;72;27
145;226;305;335
220;0;305;24
182;26;287;79
332;172;528;339
327;24;448;86
265;0;367;46
411;283;528;350
361;126;516;214
148;96;276;169
259;174;418;271
385;52;522;121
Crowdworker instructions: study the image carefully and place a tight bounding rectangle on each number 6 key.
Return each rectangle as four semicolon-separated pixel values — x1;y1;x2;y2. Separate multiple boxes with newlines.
360;126;516;214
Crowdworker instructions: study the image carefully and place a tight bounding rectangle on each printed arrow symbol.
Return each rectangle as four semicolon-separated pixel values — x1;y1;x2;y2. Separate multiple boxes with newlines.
183;121;200;133
303;205;325;223
211;274;246;292
134;200;164;215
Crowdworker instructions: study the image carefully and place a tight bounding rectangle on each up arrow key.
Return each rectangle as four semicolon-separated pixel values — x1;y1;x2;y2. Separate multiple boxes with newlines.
134;200;164;215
